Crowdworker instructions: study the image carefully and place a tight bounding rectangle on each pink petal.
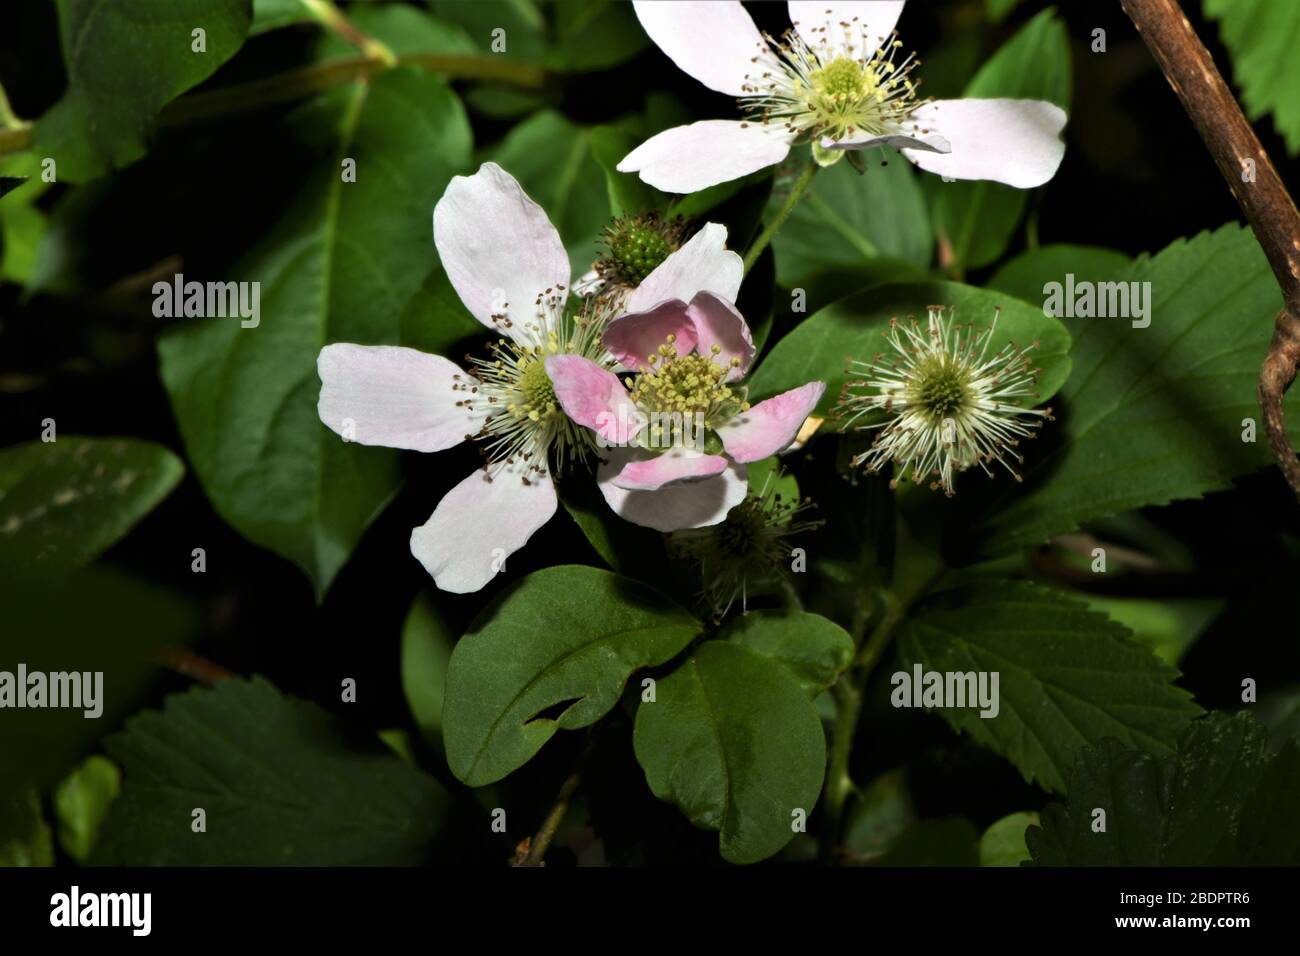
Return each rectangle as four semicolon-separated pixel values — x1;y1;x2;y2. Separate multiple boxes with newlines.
602;299;698;373
544;354;645;446
716;382;826;463
432;163;570;345
617;121;793;194
626;222;743;315
901;99;1067;188
788;2;906;59
611;449;730;491
317;344;480;452
687;291;755;382
597;448;748;532
632;0;765;96
409;465;557;593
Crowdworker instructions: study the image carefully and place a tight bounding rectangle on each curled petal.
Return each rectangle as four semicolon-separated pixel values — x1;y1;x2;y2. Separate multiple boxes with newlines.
545;354;645;446
603;299;698;373
716;382;826;463
597;447;748;532
627;222;743;315
611;448;730;491
687;291;755;382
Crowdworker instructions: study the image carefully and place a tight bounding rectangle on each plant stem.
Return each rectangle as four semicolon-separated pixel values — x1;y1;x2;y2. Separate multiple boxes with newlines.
302;0;397;66
743;162;817;272
515;771;580;867
1122;0;1300;502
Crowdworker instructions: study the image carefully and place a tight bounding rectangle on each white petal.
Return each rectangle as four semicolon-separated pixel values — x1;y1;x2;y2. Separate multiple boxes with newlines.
432;162;570;345
901;98;1067;188
618;121;792;194
409;466;557;593
611;448;730;491
317;344;480;452
632;0;765;96
788;1;906;59
626;222;743;314
597;447;748;532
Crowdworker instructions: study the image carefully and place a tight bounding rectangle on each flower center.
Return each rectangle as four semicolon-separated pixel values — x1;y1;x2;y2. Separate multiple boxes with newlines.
517;356;558;419
597;213;687;288
629;338;744;417
912;358;970;421
740;30;922;144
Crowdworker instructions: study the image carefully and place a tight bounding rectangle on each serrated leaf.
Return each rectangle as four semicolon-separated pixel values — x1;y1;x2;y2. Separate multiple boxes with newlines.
444;565;700;787
1234;739;1300;864
746;280;1071;417
988;243;1133;304
926;8;1071;270
0;437;184;572
723;610;853;698
897;581;1202;794
1206;0;1300;154
34;0;252;182
633;641;825;864
978;225;1298;556
158;69;471;598
1027;713;1270;865
96;677;447;865
0;790;53;867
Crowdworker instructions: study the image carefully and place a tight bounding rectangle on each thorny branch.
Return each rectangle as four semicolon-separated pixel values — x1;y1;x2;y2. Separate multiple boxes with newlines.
1122;0;1300;502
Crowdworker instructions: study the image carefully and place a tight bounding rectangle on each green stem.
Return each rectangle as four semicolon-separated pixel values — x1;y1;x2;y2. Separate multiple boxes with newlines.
302;0;397;66
743;162;817;272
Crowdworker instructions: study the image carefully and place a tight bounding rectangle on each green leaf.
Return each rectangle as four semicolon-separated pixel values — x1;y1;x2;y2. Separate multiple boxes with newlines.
988;243;1133;305
978;811;1038;866
772;148;932;291
0;437;184;572
481;110;608;275
746;280;1072;416
158;69;472;598
589;124;667;217
34;0;252;182
546;0;649;73
400;593;455;749
1027;713;1270;865
399;262;488;358
633;641;825;864
314;3;476;59
96;677;447;865
977;225;1297;556
844;768;918;859
250;0;311;34
444;565;700;787
558;479;668;579
54;756;121;863
1234;739;1300;864
925;9;1071;270
897;581;1203;794
870;817;980;866
723;610;853;697
0;177;25;200
1206;0;1300;154
427;0;548;65
0;790;53;867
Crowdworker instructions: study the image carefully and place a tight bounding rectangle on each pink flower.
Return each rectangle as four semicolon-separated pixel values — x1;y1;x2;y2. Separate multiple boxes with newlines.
316;163;743;592
546;293;825;532
618;1;1068;192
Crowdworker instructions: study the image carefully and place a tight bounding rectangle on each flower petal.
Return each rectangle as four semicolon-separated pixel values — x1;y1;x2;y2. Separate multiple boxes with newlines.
598;447;748;531
317;344;480;452
602;299;699;373
822;129;950;154
544;354;645;446
618;121;792;194
626;222;743;315
611;448;730;491
432;162;570;345
632;0;764;96
716;381;826;462
901;98;1067;188
687;291;755;382
409;466;557;593
788;1;906;59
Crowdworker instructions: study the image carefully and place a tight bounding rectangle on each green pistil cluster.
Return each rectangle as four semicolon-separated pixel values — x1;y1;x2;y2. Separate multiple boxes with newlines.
596;213;686;287
515;355;559;423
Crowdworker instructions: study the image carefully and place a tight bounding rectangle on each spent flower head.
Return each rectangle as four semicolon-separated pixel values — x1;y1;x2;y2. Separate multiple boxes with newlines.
837;305;1053;496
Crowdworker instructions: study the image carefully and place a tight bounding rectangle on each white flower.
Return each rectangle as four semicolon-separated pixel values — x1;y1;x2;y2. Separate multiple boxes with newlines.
618;1;1067;193
316;163;742;592
837;305;1053;496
